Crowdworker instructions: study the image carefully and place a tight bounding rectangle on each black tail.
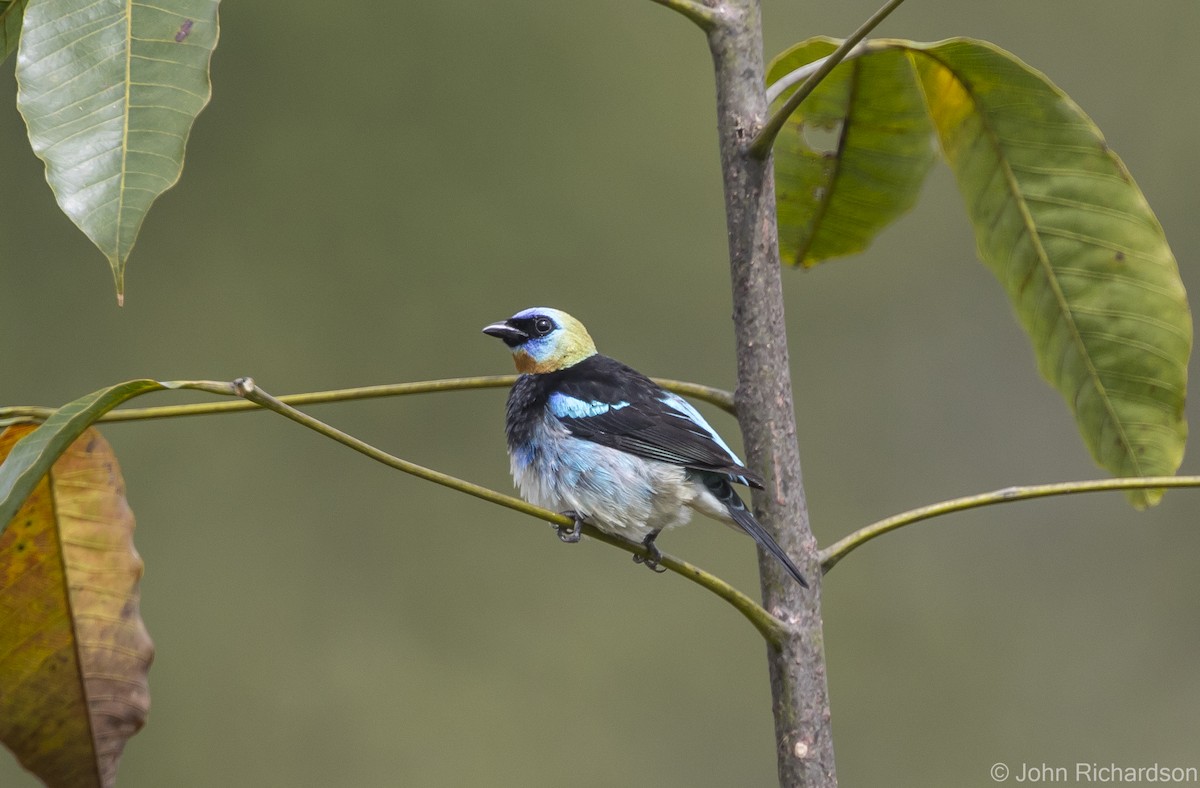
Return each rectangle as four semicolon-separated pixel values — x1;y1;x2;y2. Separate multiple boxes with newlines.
726;492;809;589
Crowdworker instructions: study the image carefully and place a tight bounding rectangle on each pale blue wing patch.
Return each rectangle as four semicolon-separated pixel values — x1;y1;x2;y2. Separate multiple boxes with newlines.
549;392;630;420
659;393;744;466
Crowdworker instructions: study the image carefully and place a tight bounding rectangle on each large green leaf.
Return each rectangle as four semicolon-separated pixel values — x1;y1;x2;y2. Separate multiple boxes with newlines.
767;38;936;267
15;0;220;303
0;0;26;62
0;380;167;532
765;36;1189;501
904;39;1190;505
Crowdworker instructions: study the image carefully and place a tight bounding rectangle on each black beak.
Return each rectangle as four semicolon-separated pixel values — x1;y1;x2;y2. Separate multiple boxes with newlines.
482;321;528;347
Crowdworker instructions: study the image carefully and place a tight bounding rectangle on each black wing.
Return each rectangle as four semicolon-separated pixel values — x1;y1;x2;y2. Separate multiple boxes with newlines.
544;355;763;488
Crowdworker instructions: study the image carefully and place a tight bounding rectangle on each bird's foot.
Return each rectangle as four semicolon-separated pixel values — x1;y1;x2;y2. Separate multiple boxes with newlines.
631;532;667;573
556;511;584;543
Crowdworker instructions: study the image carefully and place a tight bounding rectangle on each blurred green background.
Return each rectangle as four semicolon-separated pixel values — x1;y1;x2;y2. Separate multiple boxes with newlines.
2;1;1198;786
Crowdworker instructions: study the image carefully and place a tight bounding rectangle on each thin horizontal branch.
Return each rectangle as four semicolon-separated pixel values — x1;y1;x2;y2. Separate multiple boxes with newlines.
749;0;907;158
0;374;764;632
224;377;784;642
820;475;1200;573
0;375;736;426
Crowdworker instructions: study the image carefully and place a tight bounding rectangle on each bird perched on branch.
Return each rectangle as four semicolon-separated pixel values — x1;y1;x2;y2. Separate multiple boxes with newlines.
482;307;807;588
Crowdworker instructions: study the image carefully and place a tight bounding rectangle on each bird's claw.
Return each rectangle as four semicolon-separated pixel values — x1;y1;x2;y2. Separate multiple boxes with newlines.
632;533;667;573
557;511;584;544
632;554;667;573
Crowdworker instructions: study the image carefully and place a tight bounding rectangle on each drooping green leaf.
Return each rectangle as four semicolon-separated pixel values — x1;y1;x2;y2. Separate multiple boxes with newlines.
1;426;152;788
906;39;1191;505
15;0;221;303
767;38;936;267
0;0;26;63
0;380;167;532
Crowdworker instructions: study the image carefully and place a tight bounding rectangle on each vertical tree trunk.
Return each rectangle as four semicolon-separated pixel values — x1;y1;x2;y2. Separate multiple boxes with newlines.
705;3;838;785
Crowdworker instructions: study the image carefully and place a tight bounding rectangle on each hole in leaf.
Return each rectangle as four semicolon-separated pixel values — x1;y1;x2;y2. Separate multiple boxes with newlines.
802;120;843;155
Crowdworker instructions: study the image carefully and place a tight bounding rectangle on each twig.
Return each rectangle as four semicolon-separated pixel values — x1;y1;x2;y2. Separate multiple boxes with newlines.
764;42;868;105
647;0;721;31
0;375;735;426
224;377;785;642
820;476;1200;573
749;0;907;158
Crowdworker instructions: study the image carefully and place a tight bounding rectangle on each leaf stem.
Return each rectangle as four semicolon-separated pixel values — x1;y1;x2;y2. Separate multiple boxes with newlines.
224;377;784;642
763;42;868;106
820;475;1200;573
749;0;907;158
0;375;735;426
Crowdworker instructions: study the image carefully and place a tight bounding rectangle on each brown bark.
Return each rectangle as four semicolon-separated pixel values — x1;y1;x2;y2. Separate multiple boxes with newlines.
706;3;837;784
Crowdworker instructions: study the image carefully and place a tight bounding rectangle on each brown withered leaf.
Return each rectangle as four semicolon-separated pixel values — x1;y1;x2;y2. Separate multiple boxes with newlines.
0;426;152;787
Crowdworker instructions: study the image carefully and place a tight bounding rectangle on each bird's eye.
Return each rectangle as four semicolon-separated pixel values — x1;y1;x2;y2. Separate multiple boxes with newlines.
533;317;554;336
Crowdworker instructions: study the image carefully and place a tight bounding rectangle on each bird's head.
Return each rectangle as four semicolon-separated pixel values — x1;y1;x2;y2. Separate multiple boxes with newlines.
482;307;597;374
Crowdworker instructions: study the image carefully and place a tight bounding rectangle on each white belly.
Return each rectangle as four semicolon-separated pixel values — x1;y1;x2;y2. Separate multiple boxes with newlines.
510;416;698;541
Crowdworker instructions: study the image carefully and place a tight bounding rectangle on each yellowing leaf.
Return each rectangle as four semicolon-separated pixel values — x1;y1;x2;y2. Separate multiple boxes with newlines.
908;39;1191;505
767;36;1190;502
0;426;152;788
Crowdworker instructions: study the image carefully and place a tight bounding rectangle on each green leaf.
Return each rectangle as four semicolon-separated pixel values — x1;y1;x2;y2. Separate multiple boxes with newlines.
15;0;221;303
907;39;1191;505
0;380;167;533
0;0;26;63
767;38;936;267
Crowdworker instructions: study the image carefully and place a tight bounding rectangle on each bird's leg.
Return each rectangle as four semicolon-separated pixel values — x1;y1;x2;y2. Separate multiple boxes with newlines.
557;511;584;543
631;530;666;573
